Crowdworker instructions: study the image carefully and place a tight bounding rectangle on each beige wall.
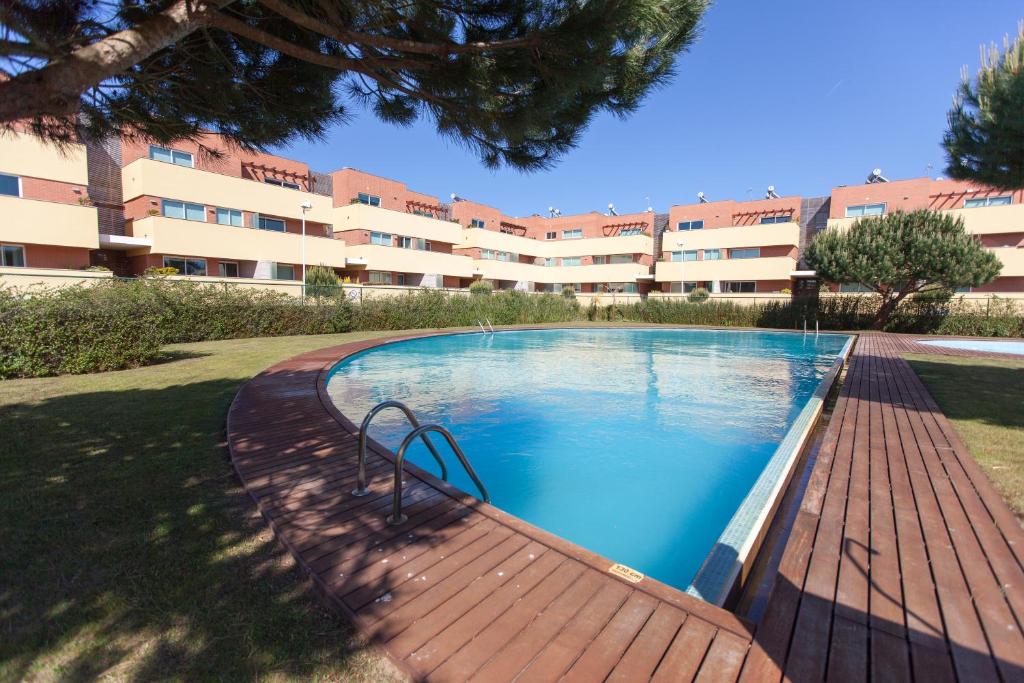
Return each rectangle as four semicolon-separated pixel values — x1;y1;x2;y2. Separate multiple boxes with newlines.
666;221;799;252
122;159;334;224
0;267;112;290
991;247;1024;277
655;256;797;282
332;204;464;244
345;243;475;277
0;195;99;249
459;229;653;259
0;133;89;185
128;216;347;267
472;258;651;284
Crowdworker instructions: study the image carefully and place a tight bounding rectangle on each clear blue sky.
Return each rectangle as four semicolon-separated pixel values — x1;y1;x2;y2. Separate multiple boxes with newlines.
272;1;1022;217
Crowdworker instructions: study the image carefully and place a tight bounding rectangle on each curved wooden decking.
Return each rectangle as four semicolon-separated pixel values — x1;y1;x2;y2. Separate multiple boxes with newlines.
226;330;1024;682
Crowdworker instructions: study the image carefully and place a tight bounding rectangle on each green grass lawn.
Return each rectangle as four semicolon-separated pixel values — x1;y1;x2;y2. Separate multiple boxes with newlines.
906;353;1024;520
0;332;415;683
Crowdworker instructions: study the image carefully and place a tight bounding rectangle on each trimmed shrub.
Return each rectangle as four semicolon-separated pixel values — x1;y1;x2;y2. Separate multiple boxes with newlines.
561;286;577;300
687;287;709;303
305;265;343;302
469;280;493;296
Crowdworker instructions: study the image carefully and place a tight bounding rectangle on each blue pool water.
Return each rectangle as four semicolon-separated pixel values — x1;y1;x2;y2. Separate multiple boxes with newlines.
326;328;850;591
917;339;1024;355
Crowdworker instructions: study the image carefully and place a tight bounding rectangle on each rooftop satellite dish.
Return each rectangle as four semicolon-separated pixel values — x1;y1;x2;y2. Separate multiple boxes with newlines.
698;191;709;204
607;202;618;216
765;185;780;199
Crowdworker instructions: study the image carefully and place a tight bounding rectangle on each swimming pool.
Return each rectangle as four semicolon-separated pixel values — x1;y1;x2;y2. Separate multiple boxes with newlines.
916;339;1024;355
325;328;851;599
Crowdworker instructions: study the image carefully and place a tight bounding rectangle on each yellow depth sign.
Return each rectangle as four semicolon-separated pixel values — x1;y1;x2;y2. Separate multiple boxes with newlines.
608;563;644;583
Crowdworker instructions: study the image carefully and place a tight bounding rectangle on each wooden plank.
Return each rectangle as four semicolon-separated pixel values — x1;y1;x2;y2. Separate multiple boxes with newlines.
693;629;749;683
560;590;659;682
606;602;686;682
651;616;717;683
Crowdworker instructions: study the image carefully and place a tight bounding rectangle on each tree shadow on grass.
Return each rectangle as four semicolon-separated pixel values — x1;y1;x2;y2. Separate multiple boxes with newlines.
907;358;1024;430
0;379;397;682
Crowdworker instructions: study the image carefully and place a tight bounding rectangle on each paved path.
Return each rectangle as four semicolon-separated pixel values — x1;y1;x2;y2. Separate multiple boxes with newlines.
226;331;1023;681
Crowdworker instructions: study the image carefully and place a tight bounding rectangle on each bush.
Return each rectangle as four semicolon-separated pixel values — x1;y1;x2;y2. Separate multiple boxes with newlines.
469;280;493;296
561;286;576;300
305;264;343;302
687;287;709;303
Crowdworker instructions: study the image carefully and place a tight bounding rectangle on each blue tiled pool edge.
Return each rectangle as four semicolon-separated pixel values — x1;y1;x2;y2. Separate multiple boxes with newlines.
686;334;856;605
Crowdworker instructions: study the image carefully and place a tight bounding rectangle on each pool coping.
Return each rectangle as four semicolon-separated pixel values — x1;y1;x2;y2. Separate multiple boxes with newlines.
318;325;854;610
687;334;856;605
312;326;758;635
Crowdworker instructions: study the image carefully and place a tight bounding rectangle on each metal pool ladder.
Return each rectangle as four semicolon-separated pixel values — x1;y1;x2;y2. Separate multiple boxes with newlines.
353;400;490;525
477;319;495;334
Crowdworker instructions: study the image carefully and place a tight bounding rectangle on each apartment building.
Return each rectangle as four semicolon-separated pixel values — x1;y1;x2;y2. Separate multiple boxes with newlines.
0;131;105;287
826;177;1024;293
451;199;655;293
655;195;802;294
1;128;1021;298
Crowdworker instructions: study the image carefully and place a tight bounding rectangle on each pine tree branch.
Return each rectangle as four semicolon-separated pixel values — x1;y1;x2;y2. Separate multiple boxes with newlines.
0;0;233;123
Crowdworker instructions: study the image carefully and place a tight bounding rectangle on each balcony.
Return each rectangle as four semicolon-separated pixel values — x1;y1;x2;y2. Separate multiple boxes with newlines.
667;222;799;251
991;247;1024;277
950;204;1024;235
474;259;651;284
655;256;797;282
460;229;653;258
0;133;89;185
122;158;334;224
128;216;347;267
344;244;475;277
332;203;465;244
0;195;99;249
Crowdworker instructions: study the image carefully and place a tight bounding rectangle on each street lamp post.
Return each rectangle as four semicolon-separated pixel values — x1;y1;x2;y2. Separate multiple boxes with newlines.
300;200;312;300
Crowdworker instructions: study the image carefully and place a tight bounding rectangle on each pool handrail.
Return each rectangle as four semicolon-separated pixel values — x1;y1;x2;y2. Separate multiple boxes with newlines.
388;424;490;525
352;400;448;496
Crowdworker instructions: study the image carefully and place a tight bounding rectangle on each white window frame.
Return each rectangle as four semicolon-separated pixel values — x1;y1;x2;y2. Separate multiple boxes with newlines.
1;243;26;267
162;199;206;222
470;218;486;229
729;247;761;259
358;192;381;207
264;177;301;190
677;220;704;231
255;215;286;232
722;280;756;293
370;231;393;246
561;257;582;267
545;231;557;240
215;207;244;227
562;229;582;239
671;250;698;262
149;145;194;168
703;248;721;261
0;173;22;198
964;196;1012;208
274;263;296;280
759;215;789;225
845;202;886;218
368;270;393;285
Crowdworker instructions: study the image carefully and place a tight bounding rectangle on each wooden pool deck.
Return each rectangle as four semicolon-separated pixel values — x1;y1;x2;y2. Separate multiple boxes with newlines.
226;330;1024;682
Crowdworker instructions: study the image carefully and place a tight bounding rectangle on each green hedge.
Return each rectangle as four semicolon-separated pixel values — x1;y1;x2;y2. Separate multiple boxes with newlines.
1;281;1021;379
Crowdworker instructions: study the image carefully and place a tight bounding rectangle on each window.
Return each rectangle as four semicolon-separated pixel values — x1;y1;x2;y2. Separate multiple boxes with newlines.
396;273;407;286
1;244;26;267
703;249;721;260
670;282;702;293
838;283;873;293
610;254;633;264
0;173;20;197
608;282;639;293
162;200;205;222
399;236;427;250
218;262;239;277
677;220;704;231
482;249;514;261
215;208;243;227
671;250;698;262
542;258;557;266
370;231;392;246
545;231;557;240
562;229;582;239
722;281;756;293
964;196;1012;208
592;255;607;265
255;215;285;232
162;256;207;276
264;178;301;190
470;218;486;229
729;247;761;259
357;192;381;207
759;215;790;224
412;209;434;218
149;145;193;167
561;257;582;266
845;203;885;218
368;271;392;285
620;227;643;236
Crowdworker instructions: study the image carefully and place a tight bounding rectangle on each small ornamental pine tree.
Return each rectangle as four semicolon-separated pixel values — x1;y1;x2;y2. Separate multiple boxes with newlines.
805;210;1001;329
944;22;1024;189
304;264;341;302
